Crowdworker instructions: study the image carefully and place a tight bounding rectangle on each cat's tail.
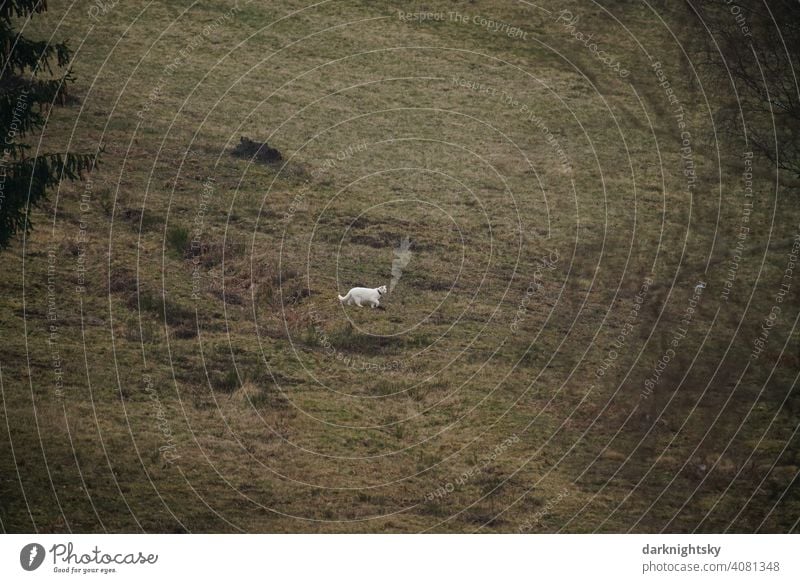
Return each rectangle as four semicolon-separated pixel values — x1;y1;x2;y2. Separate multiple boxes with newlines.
337;292;349;302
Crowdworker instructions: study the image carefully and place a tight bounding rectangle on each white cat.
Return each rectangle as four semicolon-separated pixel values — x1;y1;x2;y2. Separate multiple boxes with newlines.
338;285;387;308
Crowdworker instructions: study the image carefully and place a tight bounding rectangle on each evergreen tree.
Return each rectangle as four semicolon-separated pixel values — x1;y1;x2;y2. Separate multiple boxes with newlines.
0;0;99;249
687;1;800;177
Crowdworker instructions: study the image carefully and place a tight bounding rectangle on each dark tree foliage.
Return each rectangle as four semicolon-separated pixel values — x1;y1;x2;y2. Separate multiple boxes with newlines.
686;1;800;176
0;0;99;249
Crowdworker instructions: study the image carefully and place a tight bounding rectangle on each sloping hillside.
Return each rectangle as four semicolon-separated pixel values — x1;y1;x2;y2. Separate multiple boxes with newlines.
1;0;798;533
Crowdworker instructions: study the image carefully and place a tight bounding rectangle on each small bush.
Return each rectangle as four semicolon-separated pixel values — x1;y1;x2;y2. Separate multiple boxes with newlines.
121;207;161;232
166;225;190;256
128;292;196;338
247;384;290;410
108;267;138;294
213;369;240;393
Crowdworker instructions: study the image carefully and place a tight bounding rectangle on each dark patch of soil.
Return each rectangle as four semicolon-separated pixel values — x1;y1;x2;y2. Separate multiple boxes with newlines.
231;136;282;164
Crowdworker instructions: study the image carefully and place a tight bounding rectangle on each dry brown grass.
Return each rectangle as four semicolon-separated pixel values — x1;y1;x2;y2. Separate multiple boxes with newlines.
0;0;798;534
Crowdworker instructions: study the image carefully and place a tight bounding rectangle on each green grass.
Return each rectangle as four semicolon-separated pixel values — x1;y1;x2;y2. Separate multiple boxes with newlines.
0;0;798;533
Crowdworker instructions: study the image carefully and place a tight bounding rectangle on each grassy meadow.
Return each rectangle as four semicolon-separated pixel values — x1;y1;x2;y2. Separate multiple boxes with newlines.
1;0;798;533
